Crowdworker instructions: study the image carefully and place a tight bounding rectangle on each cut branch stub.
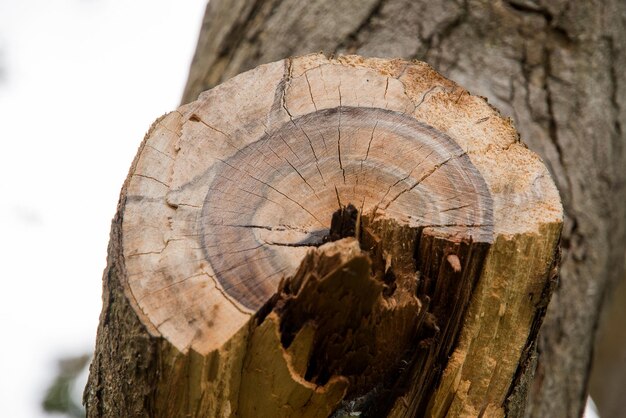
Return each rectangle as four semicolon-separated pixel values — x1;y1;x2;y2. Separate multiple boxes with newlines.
97;54;562;418
202;106;493;311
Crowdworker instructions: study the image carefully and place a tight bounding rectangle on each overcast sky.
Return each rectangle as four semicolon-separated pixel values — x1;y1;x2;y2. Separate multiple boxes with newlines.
0;1;205;416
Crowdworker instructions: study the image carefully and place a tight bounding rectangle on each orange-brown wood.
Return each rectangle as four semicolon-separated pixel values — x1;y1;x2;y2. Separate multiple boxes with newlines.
86;54;562;418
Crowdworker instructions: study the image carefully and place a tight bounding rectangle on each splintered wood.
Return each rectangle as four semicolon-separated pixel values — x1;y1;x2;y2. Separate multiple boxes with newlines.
89;54;562;418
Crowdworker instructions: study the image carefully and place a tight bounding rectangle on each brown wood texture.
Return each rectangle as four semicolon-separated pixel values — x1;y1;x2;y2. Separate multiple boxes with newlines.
202;105;493;311
86;55;562;417
181;1;626;416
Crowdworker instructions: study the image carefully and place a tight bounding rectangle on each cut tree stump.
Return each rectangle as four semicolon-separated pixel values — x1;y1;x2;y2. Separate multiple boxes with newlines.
85;54;562;418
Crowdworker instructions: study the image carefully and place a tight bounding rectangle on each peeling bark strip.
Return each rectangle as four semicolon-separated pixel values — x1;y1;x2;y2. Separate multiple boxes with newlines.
85;55;562;418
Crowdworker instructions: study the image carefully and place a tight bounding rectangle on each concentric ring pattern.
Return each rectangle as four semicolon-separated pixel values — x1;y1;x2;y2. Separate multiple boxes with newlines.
201;106;493;310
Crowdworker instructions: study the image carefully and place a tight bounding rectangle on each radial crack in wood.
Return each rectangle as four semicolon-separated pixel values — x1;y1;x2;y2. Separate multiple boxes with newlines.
86;54;562;418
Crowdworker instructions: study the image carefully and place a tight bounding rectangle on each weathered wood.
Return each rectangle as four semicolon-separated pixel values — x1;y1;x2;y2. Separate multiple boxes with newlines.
86;55;562;417
180;2;626;416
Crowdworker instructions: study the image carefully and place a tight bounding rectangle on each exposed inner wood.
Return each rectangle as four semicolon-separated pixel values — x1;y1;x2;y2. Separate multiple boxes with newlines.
201;106;493;311
250;207;491;417
324;203;359;243
103;54;563;418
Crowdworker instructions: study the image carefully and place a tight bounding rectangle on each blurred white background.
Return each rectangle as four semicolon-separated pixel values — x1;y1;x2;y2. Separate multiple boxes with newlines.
0;1;603;418
0;0;205;416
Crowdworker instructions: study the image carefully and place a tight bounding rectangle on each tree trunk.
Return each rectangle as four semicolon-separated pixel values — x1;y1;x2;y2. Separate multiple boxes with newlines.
180;1;626;417
85;56;562;417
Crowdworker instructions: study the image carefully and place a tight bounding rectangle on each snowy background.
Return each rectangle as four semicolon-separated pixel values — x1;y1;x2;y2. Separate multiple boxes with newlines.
0;0;205;416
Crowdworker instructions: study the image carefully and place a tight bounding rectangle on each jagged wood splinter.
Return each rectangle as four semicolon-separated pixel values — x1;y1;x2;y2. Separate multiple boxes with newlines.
86;55;562;418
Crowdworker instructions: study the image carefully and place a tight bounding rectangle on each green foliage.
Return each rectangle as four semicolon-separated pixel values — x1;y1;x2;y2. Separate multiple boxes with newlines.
42;354;89;418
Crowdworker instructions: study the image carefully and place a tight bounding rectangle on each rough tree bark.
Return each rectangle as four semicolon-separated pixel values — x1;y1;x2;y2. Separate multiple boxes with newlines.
85;55;562;417
181;1;626;417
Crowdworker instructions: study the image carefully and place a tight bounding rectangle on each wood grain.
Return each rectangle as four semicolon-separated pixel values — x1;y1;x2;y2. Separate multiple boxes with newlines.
86;55;562;418
121;54;560;355
181;3;626;415
202;106;493;310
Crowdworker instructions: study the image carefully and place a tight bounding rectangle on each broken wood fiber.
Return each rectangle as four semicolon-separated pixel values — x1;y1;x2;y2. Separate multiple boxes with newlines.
85;54;563;418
